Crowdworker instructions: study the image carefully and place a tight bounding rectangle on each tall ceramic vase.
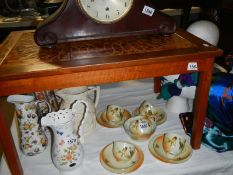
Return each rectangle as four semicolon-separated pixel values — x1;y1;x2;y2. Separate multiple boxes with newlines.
55;86;100;142
7;95;50;156
41;100;88;173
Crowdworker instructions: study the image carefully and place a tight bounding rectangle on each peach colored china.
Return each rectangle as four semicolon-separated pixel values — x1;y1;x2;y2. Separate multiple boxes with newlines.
148;134;192;164
124;115;156;141
106;105;125;125
132;100;167;125
97;107;131;128
99;142;144;174
162;133;186;158
112;141;136;162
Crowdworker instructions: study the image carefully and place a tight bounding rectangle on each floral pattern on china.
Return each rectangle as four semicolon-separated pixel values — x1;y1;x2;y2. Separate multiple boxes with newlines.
148;133;192;163
112;141;136;162
7;95;50;156
99;141;144;174
124;115;157;140
97;105;131;128
133;100;167;125
41;100;88;172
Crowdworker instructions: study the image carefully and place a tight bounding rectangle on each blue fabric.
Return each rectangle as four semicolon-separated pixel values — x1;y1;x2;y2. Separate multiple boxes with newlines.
201;73;233;152
207;73;233;134
175;73;233;152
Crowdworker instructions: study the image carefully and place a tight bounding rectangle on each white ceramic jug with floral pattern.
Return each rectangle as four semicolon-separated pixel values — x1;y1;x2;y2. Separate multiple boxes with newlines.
41;100;88;172
7;95;50;156
55;86;100;140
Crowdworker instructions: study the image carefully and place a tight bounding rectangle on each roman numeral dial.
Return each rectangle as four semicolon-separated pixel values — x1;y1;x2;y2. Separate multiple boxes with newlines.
78;0;134;23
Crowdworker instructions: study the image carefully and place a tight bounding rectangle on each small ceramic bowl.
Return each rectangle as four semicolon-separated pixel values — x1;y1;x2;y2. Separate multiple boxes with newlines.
123;115;156;141
112;141;136;162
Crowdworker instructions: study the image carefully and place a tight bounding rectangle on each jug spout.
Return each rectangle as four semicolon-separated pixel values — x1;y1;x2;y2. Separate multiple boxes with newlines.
41;108;74;127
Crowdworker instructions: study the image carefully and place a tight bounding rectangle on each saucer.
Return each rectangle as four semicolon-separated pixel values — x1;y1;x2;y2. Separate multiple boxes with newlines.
97;109;131;128
99;142;144;174
132;107;167;125
148;134;192;164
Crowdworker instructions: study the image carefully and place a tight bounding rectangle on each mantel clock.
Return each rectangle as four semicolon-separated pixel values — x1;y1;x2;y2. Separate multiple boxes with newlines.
34;0;176;46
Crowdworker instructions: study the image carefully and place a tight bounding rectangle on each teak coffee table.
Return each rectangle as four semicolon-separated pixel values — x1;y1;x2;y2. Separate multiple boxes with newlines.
0;28;222;175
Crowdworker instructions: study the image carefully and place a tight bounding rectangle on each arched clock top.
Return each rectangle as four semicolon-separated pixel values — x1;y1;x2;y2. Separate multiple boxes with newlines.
34;0;176;47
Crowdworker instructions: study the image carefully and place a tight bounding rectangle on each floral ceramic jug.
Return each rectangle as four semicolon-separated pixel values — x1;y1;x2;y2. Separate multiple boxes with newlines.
7;95;50;156
40;100;88;172
55;86;100;141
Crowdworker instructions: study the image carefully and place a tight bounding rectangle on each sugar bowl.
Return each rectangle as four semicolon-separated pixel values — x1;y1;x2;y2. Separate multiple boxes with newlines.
124;115;156;141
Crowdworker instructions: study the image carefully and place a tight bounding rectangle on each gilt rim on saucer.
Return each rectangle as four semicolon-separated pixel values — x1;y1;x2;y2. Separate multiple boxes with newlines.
96;109;131;128
99;142;144;174
148;134;192;164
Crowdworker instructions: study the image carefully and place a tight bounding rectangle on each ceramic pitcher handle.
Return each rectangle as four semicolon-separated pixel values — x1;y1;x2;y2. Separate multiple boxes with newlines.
87;86;100;108
71;100;89;139
36;100;52;128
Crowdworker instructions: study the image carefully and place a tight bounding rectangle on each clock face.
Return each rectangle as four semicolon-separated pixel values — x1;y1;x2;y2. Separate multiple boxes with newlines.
78;0;134;24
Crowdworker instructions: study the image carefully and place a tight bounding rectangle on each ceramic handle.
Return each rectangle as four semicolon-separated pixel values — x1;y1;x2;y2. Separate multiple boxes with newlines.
36;100;52;129
71;100;89;139
87;86;100;108
36;100;52;114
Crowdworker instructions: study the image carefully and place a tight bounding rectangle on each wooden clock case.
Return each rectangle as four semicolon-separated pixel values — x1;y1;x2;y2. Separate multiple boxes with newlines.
34;0;177;46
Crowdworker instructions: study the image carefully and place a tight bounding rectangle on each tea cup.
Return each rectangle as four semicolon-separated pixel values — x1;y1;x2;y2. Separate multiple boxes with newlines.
138;100;154;116
106;105;124;125
162;133;186;158
112;141;136;162
136;100;162;125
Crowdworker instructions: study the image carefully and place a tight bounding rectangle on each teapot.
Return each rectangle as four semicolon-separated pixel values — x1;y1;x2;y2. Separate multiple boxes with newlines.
7;95;50;156
55;86;100;141
41;100;88;172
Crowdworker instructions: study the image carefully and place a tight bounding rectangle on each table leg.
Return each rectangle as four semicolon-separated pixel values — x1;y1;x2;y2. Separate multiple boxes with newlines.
0;111;23;175
154;77;161;93
191;58;214;149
